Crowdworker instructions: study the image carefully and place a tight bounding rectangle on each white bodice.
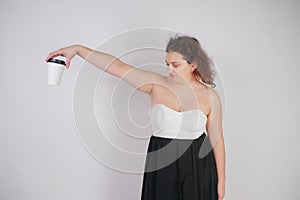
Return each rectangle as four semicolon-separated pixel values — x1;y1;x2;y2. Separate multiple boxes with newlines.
149;104;208;139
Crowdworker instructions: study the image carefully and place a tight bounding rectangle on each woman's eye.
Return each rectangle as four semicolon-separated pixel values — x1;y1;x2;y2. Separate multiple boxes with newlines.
166;63;178;67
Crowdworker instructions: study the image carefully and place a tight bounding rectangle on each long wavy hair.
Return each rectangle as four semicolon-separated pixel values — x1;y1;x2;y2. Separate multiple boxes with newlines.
165;34;217;88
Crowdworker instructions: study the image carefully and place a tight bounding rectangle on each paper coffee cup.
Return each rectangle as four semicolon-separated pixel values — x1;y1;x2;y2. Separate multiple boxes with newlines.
47;58;66;86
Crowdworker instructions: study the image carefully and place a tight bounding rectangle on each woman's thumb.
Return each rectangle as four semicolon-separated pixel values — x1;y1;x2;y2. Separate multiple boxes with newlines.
65;55;72;69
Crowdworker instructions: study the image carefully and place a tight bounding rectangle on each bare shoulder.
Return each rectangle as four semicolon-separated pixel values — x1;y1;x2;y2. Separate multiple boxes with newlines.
152;75;171;86
207;87;222;113
207;87;220;100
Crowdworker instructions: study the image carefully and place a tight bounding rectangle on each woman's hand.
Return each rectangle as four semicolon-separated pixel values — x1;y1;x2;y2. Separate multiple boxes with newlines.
218;180;225;200
45;45;80;69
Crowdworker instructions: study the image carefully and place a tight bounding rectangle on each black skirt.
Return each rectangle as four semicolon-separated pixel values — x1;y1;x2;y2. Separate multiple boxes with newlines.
141;133;218;200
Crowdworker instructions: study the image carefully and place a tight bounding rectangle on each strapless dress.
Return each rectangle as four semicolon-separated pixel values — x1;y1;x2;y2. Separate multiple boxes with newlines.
149;104;208;139
141;104;218;200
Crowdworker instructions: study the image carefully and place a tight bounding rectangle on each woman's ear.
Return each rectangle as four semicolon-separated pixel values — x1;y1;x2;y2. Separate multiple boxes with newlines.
190;63;197;73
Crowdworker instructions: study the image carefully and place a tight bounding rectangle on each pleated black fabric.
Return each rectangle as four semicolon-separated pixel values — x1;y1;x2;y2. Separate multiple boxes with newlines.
141;133;218;200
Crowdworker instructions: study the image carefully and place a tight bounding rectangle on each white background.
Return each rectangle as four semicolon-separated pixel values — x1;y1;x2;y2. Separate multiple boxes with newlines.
1;0;299;199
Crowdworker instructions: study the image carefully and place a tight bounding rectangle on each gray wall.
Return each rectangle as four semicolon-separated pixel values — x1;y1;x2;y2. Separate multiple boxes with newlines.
1;0;299;199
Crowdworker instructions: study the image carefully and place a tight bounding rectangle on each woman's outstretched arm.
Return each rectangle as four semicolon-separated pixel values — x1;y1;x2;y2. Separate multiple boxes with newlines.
45;44;164;94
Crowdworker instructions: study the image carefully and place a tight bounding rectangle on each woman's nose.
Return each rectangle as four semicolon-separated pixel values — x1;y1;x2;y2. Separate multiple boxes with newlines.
167;66;174;73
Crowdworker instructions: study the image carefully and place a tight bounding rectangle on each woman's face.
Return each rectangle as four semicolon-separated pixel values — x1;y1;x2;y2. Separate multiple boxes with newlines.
165;51;196;82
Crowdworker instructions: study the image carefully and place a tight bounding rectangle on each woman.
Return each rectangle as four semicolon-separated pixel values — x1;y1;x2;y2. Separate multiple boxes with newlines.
45;34;226;200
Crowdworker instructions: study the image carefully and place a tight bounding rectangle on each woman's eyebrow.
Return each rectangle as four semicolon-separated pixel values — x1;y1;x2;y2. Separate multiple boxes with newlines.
165;60;180;64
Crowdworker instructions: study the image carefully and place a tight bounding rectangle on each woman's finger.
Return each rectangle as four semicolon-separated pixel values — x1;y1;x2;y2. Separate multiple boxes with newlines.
65;56;70;68
218;196;224;200
45;49;65;62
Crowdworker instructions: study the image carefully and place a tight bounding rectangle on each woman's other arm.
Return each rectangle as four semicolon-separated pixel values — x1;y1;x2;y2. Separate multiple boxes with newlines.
206;88;226;200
